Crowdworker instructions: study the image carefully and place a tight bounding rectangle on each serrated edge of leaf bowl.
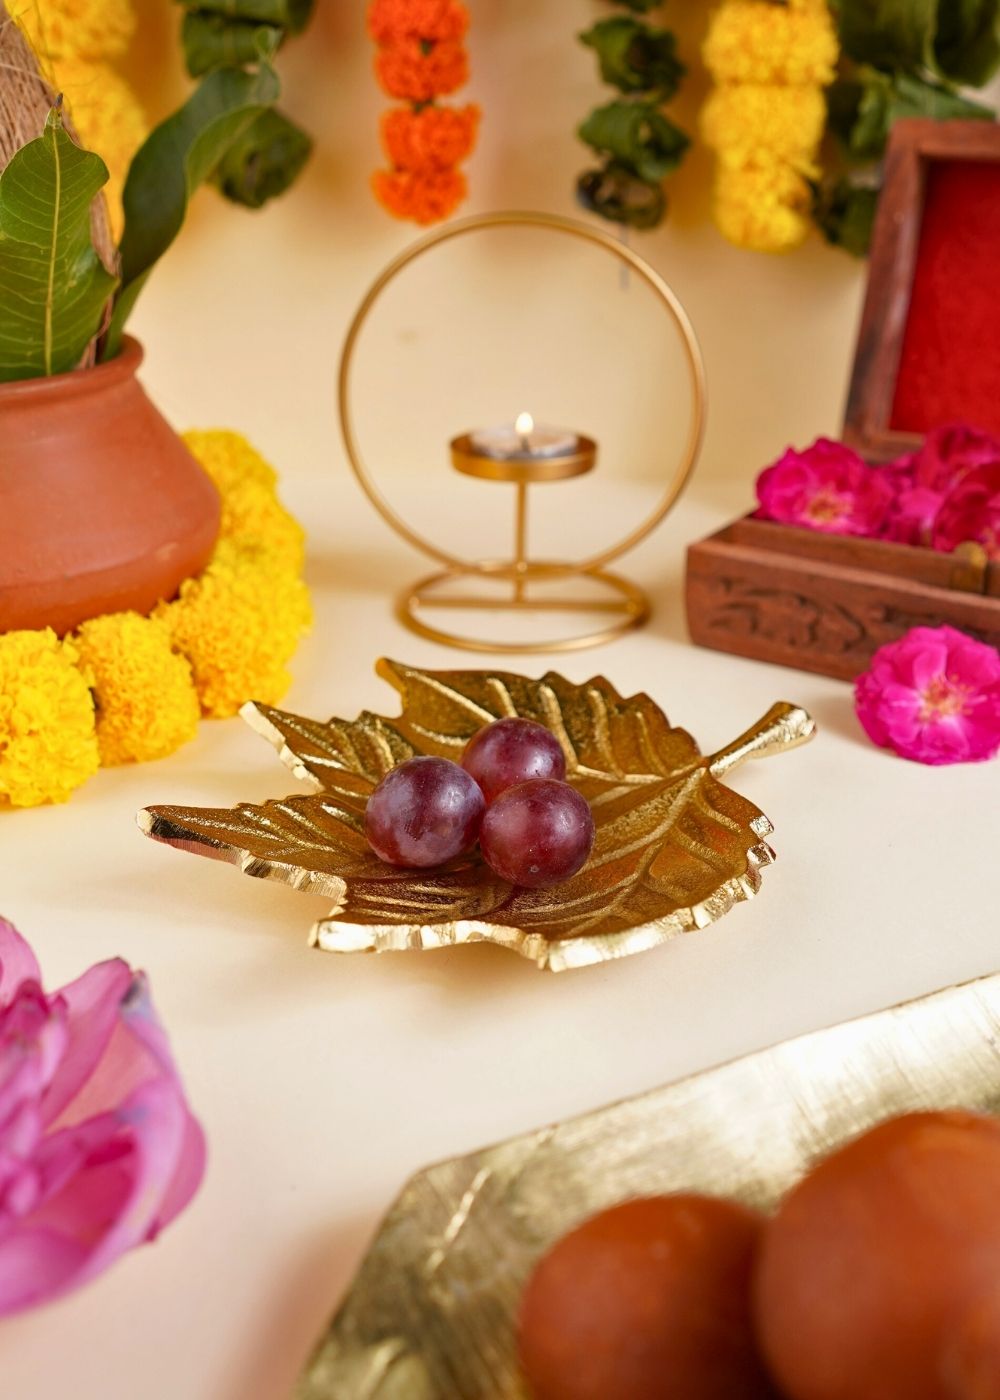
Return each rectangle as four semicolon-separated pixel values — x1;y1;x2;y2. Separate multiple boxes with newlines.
308;832;775;972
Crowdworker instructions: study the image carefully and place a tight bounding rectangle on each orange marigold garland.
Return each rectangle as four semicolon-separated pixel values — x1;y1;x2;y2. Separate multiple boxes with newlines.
369;0;478;225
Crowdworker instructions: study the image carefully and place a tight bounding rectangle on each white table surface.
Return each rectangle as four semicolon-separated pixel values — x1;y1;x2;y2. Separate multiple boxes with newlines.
4;36;1000;1395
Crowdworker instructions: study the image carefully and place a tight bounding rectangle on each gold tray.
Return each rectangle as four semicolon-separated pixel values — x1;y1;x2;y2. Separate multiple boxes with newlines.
139;660;814;971
296;971;1000;1399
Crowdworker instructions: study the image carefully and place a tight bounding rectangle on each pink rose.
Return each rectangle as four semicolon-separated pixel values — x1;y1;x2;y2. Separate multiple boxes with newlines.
932;463;1000;561
884;424;1000;547
756;438;893;537
879;452;941;546
854;625;1000;765
0;920;205;1315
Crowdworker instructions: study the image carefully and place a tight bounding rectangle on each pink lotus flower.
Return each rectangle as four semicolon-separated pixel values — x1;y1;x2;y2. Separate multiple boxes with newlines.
756;438;894;536
932;463;1000;561
854;626;1000;765
0;920;205;1315
883;424;1000;547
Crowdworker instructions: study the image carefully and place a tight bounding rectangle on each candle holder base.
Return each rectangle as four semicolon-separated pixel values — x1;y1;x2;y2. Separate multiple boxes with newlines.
397;562;649;654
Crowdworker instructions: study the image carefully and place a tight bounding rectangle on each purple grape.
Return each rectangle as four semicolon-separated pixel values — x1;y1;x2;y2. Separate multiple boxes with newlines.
462;717;567;804
365;756;485;868
479;779;595;889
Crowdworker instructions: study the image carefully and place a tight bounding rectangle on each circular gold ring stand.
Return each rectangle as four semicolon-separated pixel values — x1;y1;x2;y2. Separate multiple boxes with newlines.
338;211;706;653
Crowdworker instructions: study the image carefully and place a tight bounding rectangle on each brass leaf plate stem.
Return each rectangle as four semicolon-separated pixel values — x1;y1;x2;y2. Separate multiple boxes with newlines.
139;660;815;971
296;971;1000;1399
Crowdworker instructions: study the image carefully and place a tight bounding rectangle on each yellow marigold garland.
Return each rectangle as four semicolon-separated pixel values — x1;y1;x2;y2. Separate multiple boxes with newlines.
702;0;839;253
0;431;311;808
159;538;312;720
12;0;135;62
14;0;148;239
185;430;305;574
0;631;99;808
74;613;200;767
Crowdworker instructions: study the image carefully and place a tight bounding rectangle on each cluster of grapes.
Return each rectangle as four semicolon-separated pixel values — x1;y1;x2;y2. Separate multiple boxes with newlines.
365;719;595;889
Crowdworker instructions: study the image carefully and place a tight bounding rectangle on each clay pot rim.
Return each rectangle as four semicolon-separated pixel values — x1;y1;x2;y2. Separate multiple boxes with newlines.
0;336;143;403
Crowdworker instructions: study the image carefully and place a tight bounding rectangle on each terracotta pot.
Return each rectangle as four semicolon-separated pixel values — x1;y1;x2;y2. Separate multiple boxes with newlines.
0;338;221;635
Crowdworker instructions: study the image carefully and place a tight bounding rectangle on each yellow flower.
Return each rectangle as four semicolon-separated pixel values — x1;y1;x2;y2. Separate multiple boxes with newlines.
184;430;305;572
183;430;278;494
713;160;813;253
73;613;200;767
12;0;135;62
51;58;148;239
703;3;838;86
0;630;98;807
702;83;827;165
159;540;312;718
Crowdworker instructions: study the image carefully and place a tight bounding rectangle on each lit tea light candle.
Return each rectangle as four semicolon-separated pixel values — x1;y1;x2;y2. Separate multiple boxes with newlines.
470;412;579;461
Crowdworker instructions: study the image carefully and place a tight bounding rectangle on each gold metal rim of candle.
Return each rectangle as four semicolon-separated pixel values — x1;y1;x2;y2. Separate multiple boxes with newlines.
338;210;707;652
450;433;598;484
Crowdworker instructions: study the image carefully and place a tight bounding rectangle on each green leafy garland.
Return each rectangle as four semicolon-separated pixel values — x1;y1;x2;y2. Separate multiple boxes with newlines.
575;0;690;230
177;0;315;209
817;0;1000;254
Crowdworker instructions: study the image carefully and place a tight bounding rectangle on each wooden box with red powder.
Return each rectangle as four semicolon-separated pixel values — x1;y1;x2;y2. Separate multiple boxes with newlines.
686;119;1000;682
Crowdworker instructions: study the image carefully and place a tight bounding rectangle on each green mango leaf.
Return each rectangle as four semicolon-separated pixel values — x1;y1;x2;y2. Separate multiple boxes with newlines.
933;0;1000;86
832;0;937;71
104;64;280;358
182;13;282;76
0;110;116;382
579;100;689;183
181;0;314;34
580;17;686;98
812;175;879;257
829;68;995;161
576;162;666;230
211;108;312;208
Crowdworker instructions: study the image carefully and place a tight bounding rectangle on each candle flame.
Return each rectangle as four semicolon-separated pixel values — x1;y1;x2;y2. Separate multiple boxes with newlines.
515;412;534;438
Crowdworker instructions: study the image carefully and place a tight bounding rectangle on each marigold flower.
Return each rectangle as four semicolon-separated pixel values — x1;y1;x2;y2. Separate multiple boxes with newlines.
13;0;135;62
73;613;199;766
855;626;1000;766
368;0;468;45
182;429;278;494
185;429;304;572
702;0;837;252
375;38;468;103
372;167;467;225
702;83;827;164
52;57;148;238
0;918;205;1316
380;103;479;172
0;630;98;807
713;160;813;253
756;438;894;535
159;540;312;718
703;3;837;86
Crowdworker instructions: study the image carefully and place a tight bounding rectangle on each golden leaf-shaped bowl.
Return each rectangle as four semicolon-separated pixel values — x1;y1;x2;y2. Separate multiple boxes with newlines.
139;660;815;971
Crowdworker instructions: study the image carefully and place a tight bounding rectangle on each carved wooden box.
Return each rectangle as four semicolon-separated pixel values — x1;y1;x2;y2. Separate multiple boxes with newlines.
686;119;1000;680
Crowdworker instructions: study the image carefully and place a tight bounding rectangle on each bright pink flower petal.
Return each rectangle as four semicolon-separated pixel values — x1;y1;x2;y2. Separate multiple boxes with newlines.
854;625;1000;765
0;986;67;1127
756;438;892;537
0;925;204;1317
932;463;1000;559
0;920;41;1006
0;1228;87;1315
41;960;132;1128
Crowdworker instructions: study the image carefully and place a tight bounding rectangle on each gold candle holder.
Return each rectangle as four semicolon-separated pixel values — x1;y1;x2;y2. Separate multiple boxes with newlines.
338;211;706;653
